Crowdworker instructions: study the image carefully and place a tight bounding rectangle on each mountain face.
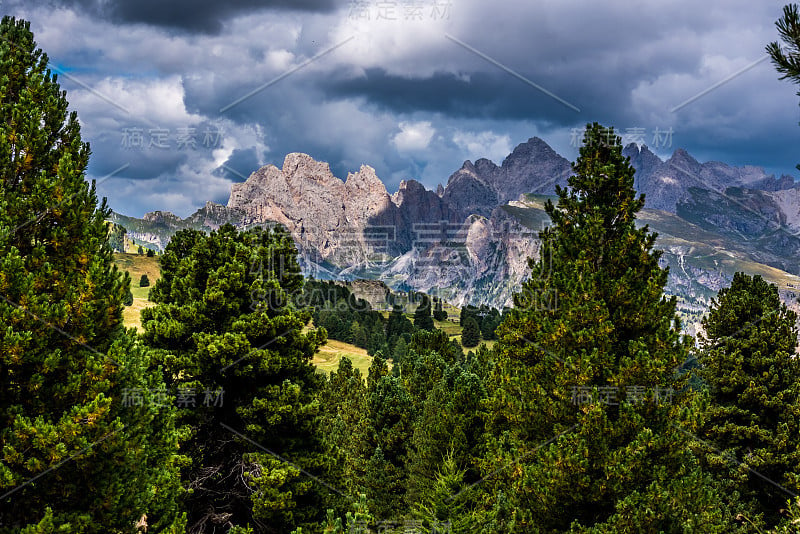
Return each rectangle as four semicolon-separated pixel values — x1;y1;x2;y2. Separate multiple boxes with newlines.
441;137;572;218
111;137;800;317
622;143;800;213
225;153;461;268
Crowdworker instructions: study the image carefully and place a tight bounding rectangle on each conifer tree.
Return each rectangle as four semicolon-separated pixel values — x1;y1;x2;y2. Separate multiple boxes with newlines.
459;305;479;327
366;353;390;395
399;329;463;415
433;297;448;322
413;294;435;331
141;224;328;533
386;304;414;348
392;335;409;367
486;123;735;531
697;273;800;529
0;16;182;532
767;4;800;171
411;449;474;534
362;375;413;519
479;307;500;340
460;317;480;348
406;368;486;510
319;357;368;508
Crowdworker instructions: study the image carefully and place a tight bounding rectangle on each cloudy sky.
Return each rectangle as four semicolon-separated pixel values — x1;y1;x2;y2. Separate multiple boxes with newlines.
5;0;799;217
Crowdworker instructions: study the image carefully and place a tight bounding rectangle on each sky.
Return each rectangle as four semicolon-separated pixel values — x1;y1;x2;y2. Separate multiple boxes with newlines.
4;0;800;217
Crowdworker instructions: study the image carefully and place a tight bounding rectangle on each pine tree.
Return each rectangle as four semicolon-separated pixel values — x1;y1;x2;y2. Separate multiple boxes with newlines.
319;357;368;516
139;273;150;287
366;323;387;356
392;335;409;368
411;449;474;534
460;317;480;348
433;298;448;322
141;224;328;533
413;294;435;331
478;307;500;340
697;273;800;528
767;4;800;171
459;305;478;327
362;375;413;519
386;304;414;348
0;16;183;532
367;353;390;395
406;368;486;511
486;123;736;531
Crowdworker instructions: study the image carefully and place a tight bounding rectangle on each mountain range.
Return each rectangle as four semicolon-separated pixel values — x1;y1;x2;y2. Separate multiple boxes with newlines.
110;137;800;334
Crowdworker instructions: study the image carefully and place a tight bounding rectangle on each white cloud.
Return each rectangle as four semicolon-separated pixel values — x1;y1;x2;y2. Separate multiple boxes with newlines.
67;75;203;134
393;121;436;152
452;130;512;163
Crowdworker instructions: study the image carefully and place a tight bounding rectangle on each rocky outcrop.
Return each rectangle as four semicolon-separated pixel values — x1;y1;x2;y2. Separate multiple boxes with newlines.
142;211;182;225
381;208;539;308
491;137;572;201
228;154;406;265
333;279;392;309
221;151;545;307
185;201;246;230
392;179;455;223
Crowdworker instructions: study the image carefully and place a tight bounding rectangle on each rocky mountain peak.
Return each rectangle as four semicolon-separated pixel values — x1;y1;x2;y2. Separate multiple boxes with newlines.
345;164;387;195
474;158;499;176
667;148;702;174
501;136;557;167
452;160;477;180
623;143;664;192
755;174;800;191
115;137;800;311
394;179;426;195
392;179;455;226
282;152;338;186
623;142;660;163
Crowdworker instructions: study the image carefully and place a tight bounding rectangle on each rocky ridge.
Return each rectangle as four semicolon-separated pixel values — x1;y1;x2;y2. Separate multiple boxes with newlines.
111;136;800;311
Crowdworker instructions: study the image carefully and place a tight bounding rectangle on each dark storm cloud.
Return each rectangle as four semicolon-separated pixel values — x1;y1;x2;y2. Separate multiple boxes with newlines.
52;0;342;33
9;0;798;216
86;135;191;181
323;68;630;126
215;147;262;182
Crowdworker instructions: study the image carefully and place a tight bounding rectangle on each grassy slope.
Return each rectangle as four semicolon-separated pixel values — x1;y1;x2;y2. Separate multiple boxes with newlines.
114;253;160;331
312;339;373;376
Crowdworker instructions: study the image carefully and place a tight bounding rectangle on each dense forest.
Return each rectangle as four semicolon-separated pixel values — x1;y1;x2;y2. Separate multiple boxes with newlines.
302;280;501;359
3;12;800;534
